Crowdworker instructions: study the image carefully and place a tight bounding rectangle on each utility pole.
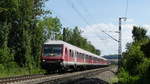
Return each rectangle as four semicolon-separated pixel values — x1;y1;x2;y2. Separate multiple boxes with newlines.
118;17;127;59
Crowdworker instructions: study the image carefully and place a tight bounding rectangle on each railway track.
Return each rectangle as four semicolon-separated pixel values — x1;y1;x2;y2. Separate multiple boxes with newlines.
0;74;47;84
0;66;113;84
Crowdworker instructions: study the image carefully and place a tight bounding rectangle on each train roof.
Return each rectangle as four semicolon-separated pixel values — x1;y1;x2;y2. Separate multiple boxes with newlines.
44;40;107;60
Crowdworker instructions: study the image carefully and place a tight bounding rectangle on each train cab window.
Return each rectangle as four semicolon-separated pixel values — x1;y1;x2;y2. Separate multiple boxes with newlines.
43;44;62;56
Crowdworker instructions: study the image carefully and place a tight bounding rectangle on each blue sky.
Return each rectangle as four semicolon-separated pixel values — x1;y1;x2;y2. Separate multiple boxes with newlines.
45;0;150;55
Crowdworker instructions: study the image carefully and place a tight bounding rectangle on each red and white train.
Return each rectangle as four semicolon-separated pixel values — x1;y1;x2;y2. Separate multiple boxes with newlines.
41;40;110;72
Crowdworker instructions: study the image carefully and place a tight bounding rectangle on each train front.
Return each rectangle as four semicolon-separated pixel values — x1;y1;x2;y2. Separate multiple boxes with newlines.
41;44;64;71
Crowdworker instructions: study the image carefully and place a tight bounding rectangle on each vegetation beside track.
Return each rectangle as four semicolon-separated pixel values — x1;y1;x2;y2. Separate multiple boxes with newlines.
0;62;45;77
118;26;150;84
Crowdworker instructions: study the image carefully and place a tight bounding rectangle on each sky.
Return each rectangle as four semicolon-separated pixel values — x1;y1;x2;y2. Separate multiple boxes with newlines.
45;0;150;56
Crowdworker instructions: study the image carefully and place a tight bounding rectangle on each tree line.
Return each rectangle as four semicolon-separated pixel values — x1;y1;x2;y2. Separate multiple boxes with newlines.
0;0;100;77
118;26;150;84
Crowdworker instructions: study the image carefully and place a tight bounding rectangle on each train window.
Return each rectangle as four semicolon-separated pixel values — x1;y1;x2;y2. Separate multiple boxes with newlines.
77;52;80;58
77;52;78;57
86;55;88;60
82;53;84;59
80;53;83;59
80;53;81;58
79;53;81;58
69;49;74;57
93;57;95;61
69;49;71;57
86;55;89;60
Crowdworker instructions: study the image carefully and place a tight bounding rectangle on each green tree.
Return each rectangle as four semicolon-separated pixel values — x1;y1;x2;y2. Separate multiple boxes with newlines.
123;44;144;75
0;22;14;64
62;27;101;55
0;0;50;68
119;26;150;84
141;41;150;58
132;26;147;41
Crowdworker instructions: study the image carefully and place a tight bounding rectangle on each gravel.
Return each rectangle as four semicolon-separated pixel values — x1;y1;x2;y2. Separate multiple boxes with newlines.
61;66;118;84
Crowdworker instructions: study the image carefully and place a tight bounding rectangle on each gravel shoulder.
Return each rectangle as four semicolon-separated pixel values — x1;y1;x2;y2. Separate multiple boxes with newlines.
90;66;118;84
63;66;118;84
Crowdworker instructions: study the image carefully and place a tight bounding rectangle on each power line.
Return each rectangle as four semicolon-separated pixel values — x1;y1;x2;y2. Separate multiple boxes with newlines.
65;0;90;25
74;1;119;42
75;0;93;20
102;30;118;42
65;0;119;43
125;0;128;17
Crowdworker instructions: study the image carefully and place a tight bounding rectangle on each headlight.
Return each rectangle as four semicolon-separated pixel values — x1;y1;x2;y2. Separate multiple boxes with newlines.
42;60;45;62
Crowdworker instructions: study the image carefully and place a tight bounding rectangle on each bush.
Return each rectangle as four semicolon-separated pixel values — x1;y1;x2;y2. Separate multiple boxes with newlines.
123;45;144;75
0;47;14;64
138;59;150;84
118;68;140;84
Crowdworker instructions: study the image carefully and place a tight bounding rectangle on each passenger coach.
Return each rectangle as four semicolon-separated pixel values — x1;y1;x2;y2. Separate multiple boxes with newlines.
41;40;109;71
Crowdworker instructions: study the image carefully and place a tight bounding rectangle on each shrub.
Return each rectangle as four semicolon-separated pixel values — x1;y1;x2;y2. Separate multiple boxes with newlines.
123;45;144;75
118;68;140;84
0;47;14;64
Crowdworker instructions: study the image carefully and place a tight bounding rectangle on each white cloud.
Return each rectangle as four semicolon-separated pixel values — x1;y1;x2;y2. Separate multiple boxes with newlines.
143;25;150;35
80;23;150;56
126;18;135;23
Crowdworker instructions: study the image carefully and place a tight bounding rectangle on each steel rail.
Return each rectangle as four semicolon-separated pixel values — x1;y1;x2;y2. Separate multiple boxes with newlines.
0;66;113;84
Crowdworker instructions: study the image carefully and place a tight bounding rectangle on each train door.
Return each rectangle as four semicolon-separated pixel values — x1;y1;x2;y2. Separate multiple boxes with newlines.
69;49;74;63
64;48;69;62
83;54;85;63
72;51;76;63
74;51;77;64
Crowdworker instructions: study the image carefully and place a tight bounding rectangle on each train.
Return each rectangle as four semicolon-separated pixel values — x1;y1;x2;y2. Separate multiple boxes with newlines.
41;40;110;72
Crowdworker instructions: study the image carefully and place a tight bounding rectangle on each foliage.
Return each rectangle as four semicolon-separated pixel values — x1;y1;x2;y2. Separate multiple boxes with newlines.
37;17;62;41
118;68;140;84
141;41;150;58
118;26;150;84
132;26;147;41
0;62;45;77
0;0;50;76
138;58;150;83
123;43;144;75
62;27;101;55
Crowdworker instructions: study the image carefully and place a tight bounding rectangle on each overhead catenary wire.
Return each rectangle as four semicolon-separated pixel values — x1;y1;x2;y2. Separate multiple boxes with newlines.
65;0;90;25
75;0;120;42
75;0;93;20
101;30;118;42
65;0;129;44
125;0;128;17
